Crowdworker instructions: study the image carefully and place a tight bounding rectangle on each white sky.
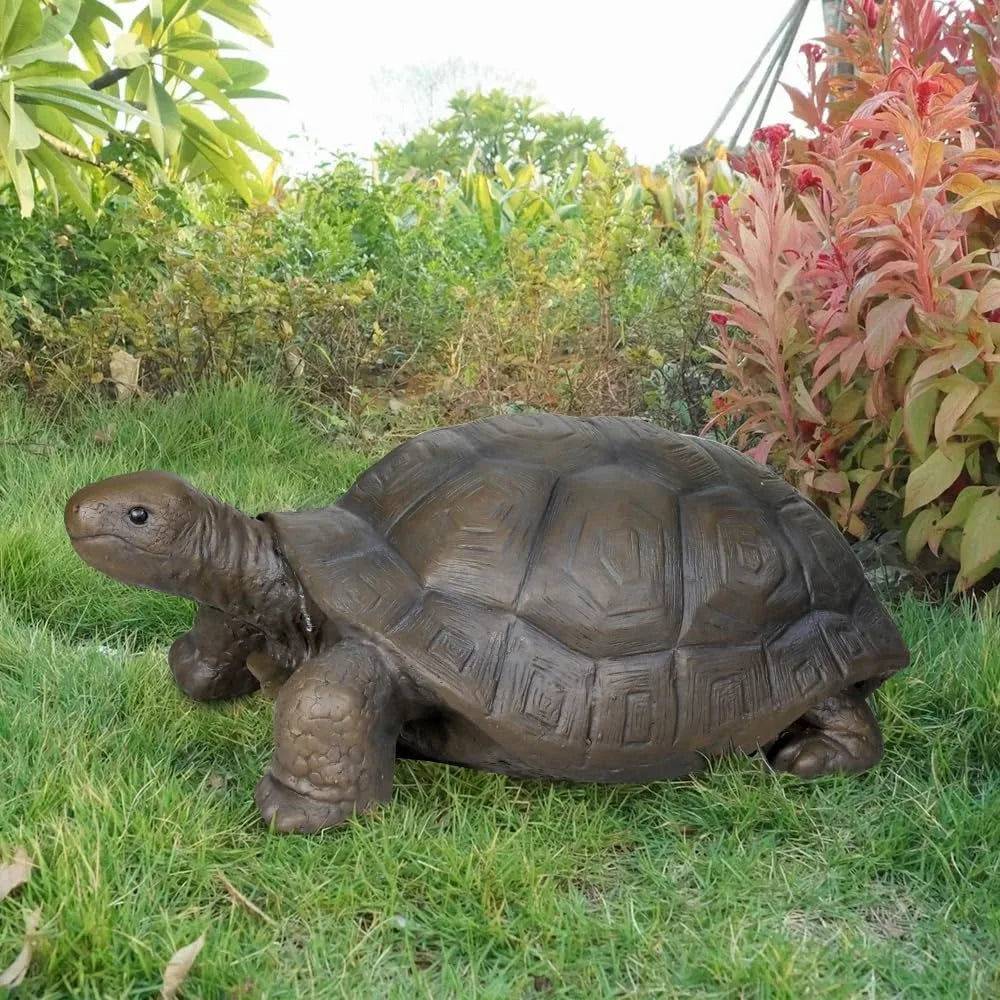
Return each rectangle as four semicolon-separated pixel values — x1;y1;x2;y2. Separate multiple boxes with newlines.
241;0;828;172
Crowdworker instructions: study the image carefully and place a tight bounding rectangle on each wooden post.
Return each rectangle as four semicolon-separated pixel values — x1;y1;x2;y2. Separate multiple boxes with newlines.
821;0;847;33
822;0;854;77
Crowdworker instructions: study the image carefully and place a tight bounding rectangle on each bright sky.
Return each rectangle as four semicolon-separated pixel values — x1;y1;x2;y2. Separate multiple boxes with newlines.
242;0;828;172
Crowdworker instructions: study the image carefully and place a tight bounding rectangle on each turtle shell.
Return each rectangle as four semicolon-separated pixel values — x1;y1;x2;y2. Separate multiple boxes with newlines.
267;415;909;779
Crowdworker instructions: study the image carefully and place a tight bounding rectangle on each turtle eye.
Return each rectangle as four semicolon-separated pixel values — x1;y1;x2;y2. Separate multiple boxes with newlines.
128;506;149;525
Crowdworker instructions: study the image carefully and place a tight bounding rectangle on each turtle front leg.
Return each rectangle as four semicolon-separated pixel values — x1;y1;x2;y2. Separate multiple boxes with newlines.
168;605;263;701
254;641;400;834
767;686;884;778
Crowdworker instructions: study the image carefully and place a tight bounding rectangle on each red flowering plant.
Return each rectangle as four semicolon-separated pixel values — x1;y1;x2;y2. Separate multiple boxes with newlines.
709;0;1000;590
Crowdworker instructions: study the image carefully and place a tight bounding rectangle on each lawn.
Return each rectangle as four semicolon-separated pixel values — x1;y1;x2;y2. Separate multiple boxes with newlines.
1;383;998;998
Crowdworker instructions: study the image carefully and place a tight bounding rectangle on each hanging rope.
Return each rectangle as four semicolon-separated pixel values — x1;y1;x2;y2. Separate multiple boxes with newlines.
700;0;812;151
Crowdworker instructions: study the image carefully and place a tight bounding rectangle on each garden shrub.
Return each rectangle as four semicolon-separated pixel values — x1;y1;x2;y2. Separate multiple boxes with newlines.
711;0;1000;590
4;183;378;399
3;99;725;428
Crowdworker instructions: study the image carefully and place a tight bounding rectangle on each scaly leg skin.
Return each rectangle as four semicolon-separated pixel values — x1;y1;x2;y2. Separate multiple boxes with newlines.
255;641;400;834
767;686;885;778
168;605;263;701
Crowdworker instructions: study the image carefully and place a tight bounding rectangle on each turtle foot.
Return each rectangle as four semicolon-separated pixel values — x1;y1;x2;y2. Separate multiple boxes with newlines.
766;688;884;778
254;773;359;833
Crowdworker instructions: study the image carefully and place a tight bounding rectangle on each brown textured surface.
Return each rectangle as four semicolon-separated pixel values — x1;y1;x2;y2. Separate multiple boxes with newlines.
66;413;911;833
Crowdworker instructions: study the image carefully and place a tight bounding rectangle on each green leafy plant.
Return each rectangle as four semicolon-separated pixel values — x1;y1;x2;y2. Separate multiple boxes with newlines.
637;144;737;250
0;0;280;216
9;186;376;397
710;0;1000;590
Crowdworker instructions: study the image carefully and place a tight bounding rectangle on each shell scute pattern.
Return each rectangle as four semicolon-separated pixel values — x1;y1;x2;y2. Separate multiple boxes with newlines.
590;418;725;494
488;619;595;761
694;436;799;507
776;498;862;611
386;590;512;713
677;487;810;646
514;464;682;659
386;459;558;610
673;642;774;754
461;412;614;468
339;427;476;533
586;650;677;767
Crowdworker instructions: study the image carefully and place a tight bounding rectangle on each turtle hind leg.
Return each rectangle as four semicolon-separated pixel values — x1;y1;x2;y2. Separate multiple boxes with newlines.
255;641;400;834
168;605;262;701
766;686;884;778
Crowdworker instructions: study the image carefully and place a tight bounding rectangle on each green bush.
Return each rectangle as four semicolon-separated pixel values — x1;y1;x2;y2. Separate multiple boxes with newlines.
4;106;723;423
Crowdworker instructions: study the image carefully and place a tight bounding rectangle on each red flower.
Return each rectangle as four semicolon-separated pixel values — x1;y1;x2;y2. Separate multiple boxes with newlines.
800;43;824;66
796;168;823;193
709;312;730;328
750;123;792;169
915;79;944;116
860;0;879;28
752;123;792;147
711;193;731;218
985;308;1000;323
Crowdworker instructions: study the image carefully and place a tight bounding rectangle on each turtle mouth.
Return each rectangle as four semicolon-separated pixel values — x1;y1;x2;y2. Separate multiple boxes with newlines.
69;532;170;574
68;531;161;555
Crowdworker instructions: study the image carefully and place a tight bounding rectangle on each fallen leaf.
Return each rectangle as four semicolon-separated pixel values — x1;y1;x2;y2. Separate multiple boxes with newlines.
0;908;40;989
0;848;33;902
282;345;304;379
160;934;205;1000
204;773;227;793
109;348;141;400
215;873;275;926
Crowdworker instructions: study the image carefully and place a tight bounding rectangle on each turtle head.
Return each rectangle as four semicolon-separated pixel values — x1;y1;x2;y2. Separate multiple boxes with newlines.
65;470;218;598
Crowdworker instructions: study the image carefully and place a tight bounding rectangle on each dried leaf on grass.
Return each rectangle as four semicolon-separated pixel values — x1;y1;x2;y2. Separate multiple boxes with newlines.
0;849;33;903
109;348;141;400
159;934;205;1000
216;872;276;925
0;908;40;990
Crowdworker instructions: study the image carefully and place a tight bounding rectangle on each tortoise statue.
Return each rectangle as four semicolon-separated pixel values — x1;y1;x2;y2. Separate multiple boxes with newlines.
64;414;909;834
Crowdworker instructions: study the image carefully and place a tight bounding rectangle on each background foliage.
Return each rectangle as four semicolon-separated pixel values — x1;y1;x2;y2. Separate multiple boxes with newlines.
711;0;1000;592
2;82;728;431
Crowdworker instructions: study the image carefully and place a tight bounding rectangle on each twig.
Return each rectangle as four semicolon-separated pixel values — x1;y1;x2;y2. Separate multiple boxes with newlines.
215;872;277;926
90;67;133;92
36;128;136;187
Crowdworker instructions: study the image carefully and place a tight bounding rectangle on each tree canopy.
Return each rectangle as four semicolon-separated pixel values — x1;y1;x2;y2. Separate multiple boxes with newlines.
375;89;610;180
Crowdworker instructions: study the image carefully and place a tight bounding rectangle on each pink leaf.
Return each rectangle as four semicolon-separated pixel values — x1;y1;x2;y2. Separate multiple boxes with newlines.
864;298;913;369
746;431;783;465
812;471;849;494
840;341;867;381
813;336;856;378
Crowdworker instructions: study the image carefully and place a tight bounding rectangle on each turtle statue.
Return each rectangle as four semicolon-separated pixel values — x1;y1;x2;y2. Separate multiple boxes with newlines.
64;414;909;833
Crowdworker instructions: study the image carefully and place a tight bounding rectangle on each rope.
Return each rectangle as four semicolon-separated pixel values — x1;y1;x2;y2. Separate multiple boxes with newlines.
700;0;813;151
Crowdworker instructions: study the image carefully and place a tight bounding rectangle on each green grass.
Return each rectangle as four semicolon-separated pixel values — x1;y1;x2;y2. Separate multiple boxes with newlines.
1;382;998;998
